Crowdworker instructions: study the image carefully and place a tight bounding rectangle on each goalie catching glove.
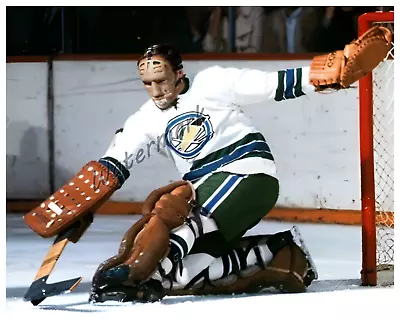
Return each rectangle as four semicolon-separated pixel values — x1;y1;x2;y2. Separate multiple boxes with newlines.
309;25;392;91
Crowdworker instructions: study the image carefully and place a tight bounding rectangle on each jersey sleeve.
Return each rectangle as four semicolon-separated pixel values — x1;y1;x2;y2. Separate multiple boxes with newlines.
98;108;157;188
196;65;316;105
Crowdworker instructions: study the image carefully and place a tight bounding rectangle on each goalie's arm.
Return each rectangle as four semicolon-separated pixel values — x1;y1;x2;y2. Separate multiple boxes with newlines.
24;109;155;238
97;111;153;186
194;65;317;105
196;26;392;106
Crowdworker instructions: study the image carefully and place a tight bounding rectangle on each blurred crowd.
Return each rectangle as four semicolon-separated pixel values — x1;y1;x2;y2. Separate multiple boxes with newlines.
6;6;394;56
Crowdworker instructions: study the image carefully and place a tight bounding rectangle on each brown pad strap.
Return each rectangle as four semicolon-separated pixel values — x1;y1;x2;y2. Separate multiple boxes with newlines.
24;160;120;238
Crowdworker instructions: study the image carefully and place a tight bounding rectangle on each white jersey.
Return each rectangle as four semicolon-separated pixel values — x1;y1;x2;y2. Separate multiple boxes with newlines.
101;65;315;186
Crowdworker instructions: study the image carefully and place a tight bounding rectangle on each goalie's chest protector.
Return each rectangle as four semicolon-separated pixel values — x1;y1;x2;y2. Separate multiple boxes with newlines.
149;88;274;182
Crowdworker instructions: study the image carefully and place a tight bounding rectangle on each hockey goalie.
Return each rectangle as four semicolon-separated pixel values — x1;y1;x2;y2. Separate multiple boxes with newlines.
24;26;392;303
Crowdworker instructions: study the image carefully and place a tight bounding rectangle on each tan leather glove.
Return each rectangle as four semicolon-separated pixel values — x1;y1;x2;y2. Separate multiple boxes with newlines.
310;26;392;91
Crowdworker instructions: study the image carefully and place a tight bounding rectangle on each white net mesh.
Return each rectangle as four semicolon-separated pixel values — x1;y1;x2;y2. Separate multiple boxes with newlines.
371;20;394;283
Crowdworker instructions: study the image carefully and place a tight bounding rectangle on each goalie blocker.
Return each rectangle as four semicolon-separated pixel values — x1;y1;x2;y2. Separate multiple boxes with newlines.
24;160;123;239
22;159;126;305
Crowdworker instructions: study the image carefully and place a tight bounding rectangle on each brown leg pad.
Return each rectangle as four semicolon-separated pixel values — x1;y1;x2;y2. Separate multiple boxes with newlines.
91;215;152;288
263;243;308;293
123;215;170;282
167;243;309;297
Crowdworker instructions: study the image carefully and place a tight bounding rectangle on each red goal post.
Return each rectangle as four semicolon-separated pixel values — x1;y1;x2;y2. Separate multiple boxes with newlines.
358;11;394;286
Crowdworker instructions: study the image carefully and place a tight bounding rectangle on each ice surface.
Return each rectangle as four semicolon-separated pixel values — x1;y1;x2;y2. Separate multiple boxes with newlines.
5;213;396;319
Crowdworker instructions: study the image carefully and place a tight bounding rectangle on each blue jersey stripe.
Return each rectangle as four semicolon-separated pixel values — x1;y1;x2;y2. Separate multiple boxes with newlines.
284;69;295;99
203;174;243;214
183;141;273;181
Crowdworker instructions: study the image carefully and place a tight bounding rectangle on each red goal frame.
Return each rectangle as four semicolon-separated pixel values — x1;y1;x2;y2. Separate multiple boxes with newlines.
358;11;394;286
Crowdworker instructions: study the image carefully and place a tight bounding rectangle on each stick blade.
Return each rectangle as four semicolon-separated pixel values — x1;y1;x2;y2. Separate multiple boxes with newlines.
31;298;46;306
23;275;82;304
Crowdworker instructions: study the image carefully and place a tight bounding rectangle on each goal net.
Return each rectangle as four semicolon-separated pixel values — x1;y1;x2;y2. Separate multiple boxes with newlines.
358;11;394;286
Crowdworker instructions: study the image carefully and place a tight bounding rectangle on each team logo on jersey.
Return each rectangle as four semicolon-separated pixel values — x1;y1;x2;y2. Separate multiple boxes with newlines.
165;111;214;159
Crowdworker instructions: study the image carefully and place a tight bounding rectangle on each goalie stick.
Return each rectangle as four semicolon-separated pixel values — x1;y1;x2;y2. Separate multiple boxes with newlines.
24;213;94;306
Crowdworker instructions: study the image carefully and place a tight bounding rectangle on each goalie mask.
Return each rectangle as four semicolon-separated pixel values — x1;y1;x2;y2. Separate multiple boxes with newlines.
137;44;189;110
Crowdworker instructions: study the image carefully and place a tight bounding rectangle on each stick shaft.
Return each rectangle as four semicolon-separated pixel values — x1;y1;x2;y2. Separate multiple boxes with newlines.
34;238;69;280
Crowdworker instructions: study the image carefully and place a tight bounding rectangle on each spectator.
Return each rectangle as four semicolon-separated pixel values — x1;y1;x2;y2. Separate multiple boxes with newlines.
262;7;321;53
202;6;265;53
